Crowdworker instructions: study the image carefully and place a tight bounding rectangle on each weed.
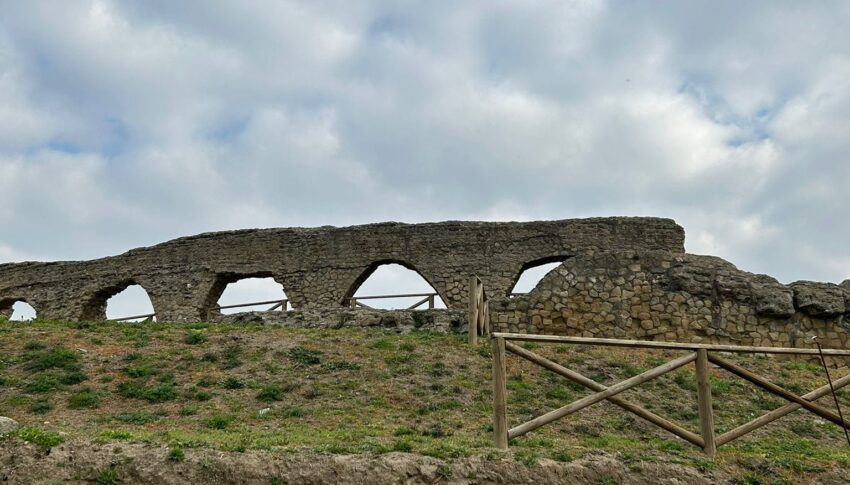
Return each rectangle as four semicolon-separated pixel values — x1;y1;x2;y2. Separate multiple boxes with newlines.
287;346;322;366
257;385;284;402
123;365;155;378
197;376;217;387
391;440;413;452
24;374;62;393
205;414;232;430
24;346;79;372
221;344;243;369
222;377;244;389
321;361;361;371
68;388;99;409
114;411;161;425
179;406;198;416
281;405;304;418
184;331;208;345
94;467;118;485
117;381;177;402
14;427;64;449
28;400;53;414
168;446;185;462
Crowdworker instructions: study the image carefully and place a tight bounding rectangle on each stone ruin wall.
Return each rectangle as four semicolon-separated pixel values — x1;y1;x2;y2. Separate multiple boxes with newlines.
0;217;684;322
490;250;850;351
2;216;849;351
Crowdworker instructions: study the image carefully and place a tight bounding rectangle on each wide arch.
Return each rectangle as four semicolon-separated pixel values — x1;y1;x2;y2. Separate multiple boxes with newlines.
81;279;156;321
342;259;447;309
202;271;288;319
508;255;571;296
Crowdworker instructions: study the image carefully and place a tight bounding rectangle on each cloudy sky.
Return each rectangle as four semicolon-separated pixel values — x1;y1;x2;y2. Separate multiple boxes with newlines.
2;0;849;301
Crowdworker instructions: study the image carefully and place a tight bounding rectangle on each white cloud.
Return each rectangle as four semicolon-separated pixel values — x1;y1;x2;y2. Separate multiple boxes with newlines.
0;0;848;287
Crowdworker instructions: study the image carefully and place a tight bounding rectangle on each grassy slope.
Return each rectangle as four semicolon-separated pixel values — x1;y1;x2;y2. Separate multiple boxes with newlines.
1;320;850;484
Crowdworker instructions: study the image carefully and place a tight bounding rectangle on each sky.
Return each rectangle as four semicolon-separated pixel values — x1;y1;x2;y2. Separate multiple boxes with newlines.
2;1;850;318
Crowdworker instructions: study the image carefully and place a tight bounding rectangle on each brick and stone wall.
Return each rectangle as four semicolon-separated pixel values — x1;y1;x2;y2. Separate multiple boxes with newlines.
0;217;684;322
490;250;850;350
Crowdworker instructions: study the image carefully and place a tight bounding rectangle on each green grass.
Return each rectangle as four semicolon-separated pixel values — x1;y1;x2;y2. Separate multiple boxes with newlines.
2;319;850;482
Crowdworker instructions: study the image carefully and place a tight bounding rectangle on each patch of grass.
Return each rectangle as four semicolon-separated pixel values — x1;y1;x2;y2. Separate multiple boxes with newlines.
184;331;208;345
204;414;233;430
14;427;65;449
123;364;155;378
114;411;162;425
221;344;243;369
24;374;62;393
287;346;322;366
368;338;394;350
68;388;100;409
256;385;284;402
28;400;53;414
222;377;244;389
94;467;118;485
23;345;79;372
321;361;361;371
116;380;177;402
281;405;304;418
168;446;185;462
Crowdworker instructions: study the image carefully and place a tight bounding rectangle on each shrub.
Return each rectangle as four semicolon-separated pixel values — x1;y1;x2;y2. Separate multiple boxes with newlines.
14;427;65;449
68;388;99;409
24;374;62;393
168;446;185;462
123;365;155;378
221;344;242;369
117;381;177;402
256;385;284;402
184;331;208;345
204;414;232;430
24;346;79;372
222;377;244;389
286;346;321;366
28;400;53;414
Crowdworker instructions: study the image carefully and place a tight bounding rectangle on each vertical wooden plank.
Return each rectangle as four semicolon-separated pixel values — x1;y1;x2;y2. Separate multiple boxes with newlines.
492;336;509;450
695;349;717;457
469;276;479;345
428;294;434;309
483;297;491;336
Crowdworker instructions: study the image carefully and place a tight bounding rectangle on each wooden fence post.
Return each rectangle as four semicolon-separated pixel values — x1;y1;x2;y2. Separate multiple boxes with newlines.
695;349;716;457
469;276;479;345
492;336;508;450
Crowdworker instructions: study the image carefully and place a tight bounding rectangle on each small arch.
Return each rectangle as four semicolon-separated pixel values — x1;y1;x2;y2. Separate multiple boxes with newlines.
1;299;37;321
344;261;446;310
217;277;288;314
106;285;157;322
509;256;570;296
81;280;156;321
203;272;289;318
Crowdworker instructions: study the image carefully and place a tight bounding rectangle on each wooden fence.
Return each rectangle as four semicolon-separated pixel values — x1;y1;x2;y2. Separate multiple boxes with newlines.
110;298;289;322
346;292;438;310
490;333;850;457
468;276;490;345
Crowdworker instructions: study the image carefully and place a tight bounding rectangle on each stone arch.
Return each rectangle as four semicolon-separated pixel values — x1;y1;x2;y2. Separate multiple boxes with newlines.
81;279;156;321
342;259;447;309
202;272;288;319
508;255;571;296
0;297;36;321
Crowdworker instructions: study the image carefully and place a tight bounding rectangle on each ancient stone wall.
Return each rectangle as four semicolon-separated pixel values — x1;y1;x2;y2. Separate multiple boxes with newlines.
490;250;850;350
0;217;684;322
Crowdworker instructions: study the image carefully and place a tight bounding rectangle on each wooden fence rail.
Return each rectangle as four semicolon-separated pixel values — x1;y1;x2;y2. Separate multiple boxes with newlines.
109;298;289;322
345;292;438;310
490;333;850;457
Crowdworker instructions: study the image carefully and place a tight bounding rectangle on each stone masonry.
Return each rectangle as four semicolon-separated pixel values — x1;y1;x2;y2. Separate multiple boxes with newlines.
490;250;850;350
0;218;684;322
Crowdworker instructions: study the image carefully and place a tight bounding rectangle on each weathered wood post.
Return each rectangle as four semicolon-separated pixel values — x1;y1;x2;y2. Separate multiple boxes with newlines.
428;294;434;309
469;276;479;345
695;349;717;457
492;335;508;450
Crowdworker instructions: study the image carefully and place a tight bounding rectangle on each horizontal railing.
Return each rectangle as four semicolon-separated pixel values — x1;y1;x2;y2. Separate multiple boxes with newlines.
346;293;438;310
109;298;289;322
490;333;850;457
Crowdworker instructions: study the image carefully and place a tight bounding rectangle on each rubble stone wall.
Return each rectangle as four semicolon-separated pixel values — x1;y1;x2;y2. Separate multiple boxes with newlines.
0;217;684;322
490;250;850;350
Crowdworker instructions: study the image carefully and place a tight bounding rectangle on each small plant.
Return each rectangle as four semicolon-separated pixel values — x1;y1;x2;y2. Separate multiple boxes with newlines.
184;331;208;345
23;346;79;372
256;385;284;402
14;427;64;449
29;400;53;414
197;376;217;387
68;388;99;409
391;440;413;452
123;365;155;378
95;467;118;485
204;414;232;430
222;377;244;389
221;344;243;369
281;405;304;418
114;411;161;425
286;346;322;366
24;374;62;393
117;381;177;402
168;446;185;462
179;406;198;416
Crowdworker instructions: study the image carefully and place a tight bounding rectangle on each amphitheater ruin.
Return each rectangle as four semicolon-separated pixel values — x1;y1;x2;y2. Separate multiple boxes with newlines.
1;217;849;350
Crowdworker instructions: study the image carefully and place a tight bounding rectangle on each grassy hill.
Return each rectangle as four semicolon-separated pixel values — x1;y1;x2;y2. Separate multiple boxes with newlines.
2;320;850;484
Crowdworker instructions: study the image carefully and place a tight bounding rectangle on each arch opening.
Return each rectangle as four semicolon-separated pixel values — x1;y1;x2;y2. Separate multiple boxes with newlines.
509;256;570;296
105;284;157;322
216;277;289;315
4;300;37;321
345;262;446;310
